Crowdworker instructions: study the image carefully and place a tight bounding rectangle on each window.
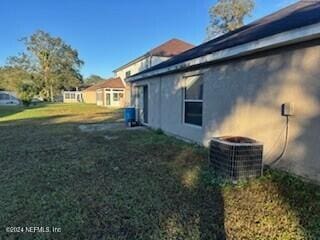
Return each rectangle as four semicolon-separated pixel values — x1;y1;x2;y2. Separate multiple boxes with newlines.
70;93;75;99
183;75;203;127
125;71;131;78
106;93;111;105
97;90;103;101
65;93;70;99
113;93;119;101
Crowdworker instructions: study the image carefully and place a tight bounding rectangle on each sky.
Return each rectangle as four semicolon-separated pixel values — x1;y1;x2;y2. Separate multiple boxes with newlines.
0;0;298;78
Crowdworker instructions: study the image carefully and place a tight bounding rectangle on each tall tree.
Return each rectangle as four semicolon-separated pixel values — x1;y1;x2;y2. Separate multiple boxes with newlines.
206;0;255;41
6;30;84;101
85;75;105;84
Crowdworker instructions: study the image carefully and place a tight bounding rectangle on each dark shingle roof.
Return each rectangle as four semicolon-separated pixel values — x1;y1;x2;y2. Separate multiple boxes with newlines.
148;39;194;57
132;0;320;78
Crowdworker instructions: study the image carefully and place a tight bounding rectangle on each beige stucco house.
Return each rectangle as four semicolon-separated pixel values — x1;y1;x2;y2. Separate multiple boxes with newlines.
96;77;126;107
82;82;106;104
128;1;320;182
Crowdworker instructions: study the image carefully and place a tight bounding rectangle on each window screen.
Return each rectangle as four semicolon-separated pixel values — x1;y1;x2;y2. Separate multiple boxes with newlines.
184;75;203;126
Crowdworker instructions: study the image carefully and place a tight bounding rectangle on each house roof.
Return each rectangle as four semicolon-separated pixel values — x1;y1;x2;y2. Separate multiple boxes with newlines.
148;38;195;57
130;0;320;81
83;77;125;92
112;39;194;72
83;81;107;92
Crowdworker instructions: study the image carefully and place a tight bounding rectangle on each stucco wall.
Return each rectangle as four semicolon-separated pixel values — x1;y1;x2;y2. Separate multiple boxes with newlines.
132;40;320;182
83;91;96;104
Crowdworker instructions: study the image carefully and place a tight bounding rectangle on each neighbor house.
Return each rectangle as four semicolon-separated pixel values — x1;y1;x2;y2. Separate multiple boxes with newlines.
63;90;83;103
96;77;126;107
113;38;194;80
82;82;106;104
0;91;20;105
128;1;320;182
113;38;194;105
63;39;194;106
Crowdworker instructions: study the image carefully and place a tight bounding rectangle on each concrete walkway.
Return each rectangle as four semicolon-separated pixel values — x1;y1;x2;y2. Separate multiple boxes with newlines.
78;122;147;133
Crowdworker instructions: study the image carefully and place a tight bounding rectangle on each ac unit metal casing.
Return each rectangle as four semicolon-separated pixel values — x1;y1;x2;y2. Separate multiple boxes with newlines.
209;137;263;182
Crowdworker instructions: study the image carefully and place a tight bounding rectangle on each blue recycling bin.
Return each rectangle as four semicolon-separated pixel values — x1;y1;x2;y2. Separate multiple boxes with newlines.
124;107;136;126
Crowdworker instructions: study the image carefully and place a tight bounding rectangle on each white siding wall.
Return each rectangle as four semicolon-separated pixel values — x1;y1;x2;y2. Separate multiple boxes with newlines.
115;55;170;107
114;56;170;81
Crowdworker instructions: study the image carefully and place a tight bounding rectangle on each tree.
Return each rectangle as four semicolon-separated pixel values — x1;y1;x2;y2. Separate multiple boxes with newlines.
0;66;37;105
17;81;37;106
206;0;255;41
6;30;84;101
0;66;33;92
85;75;105;84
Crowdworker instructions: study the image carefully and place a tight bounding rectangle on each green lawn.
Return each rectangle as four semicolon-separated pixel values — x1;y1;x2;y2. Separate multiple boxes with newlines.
0;103;320;239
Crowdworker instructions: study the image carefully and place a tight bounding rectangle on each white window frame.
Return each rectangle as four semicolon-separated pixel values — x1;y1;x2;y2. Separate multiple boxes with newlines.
182;74;203;128
113;92;119;101
96;89;103;102
65;93;70;99
103;88;125;106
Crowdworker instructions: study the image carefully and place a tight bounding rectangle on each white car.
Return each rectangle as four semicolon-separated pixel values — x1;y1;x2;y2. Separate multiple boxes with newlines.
0;91;20;105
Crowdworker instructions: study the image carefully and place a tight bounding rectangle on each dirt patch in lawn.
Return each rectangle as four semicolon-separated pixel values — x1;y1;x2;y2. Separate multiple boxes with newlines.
78;122;148;133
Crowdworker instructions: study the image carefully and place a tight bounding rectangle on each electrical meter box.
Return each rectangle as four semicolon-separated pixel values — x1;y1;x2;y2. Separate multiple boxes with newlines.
281;103;294;116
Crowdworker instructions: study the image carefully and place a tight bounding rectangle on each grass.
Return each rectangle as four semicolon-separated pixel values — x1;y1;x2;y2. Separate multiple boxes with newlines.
0;103;320;239
0;103;122;124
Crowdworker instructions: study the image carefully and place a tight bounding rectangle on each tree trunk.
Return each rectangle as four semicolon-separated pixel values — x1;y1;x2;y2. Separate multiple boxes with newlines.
50;84;54;102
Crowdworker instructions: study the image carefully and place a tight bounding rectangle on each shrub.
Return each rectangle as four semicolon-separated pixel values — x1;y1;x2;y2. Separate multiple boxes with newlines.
17;82;36;106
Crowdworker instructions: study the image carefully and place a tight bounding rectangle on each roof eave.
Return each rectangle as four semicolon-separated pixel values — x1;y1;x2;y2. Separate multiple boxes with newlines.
128;22;320;82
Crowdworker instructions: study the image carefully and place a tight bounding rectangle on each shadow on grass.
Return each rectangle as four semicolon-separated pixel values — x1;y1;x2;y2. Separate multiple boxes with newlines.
0;121;226;239
98;130;227;239
0;114;74;126
266;169;320;239
2;108;319;239
0;103;48;119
